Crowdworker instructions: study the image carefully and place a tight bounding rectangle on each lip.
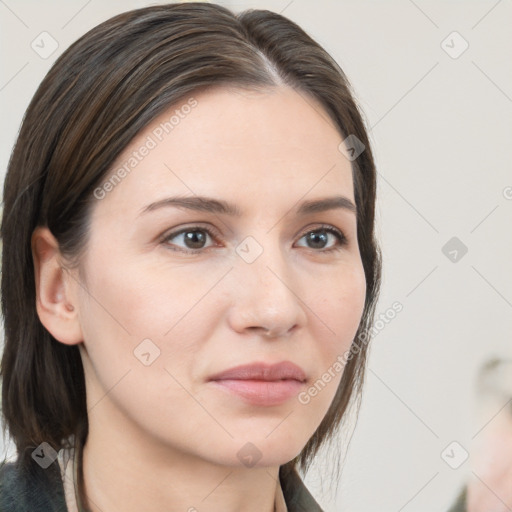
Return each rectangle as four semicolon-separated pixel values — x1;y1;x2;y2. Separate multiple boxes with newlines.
209;361;307;382
208;361;307;406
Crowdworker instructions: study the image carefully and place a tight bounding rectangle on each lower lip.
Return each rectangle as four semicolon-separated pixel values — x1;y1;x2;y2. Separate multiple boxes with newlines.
210;379;304;406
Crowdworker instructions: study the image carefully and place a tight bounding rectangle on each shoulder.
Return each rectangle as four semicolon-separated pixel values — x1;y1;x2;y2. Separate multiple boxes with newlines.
0;456;68;512
280;466;324;512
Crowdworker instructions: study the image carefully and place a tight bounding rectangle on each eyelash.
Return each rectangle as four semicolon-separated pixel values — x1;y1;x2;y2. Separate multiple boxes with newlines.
160;224;348;255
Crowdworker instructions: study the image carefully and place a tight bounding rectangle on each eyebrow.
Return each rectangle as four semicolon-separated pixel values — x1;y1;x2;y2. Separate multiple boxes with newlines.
139;194;357;217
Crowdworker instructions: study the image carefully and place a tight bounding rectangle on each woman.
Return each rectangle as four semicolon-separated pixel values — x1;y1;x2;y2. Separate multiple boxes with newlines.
0;3;381;511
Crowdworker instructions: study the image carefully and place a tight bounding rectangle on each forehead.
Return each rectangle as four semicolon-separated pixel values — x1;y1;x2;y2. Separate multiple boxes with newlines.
94;85;354;219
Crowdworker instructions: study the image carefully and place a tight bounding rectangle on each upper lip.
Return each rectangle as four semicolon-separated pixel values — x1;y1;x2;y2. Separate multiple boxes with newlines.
208;361;307;382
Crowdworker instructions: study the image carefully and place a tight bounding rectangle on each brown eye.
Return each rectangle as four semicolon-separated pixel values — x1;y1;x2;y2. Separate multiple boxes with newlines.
162;227;218;253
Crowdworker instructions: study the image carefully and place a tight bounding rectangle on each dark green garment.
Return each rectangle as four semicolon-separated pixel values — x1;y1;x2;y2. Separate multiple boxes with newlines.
280;466;325;511
0;458;67;512
0;457;324;511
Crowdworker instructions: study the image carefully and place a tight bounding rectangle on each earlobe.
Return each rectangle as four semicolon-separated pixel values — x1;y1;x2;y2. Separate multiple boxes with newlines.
31;226;83;345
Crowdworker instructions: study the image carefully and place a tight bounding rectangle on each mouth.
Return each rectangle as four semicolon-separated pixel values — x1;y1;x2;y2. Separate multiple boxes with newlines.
208;361;307;406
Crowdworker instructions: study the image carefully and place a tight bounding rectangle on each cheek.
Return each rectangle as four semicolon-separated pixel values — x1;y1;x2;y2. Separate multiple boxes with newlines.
314;262;367;356
76;251;229;395
296;261;366;413
80;245;222;337
76;258;220;441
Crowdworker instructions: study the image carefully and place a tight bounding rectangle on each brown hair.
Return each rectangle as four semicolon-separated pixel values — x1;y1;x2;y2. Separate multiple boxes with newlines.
1;2;381;508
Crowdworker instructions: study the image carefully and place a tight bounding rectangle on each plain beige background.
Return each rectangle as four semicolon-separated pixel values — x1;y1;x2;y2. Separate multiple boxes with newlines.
1;1;511;510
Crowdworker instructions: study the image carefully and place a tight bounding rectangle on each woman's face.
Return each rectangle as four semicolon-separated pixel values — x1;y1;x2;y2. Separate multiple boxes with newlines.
73;85;366;467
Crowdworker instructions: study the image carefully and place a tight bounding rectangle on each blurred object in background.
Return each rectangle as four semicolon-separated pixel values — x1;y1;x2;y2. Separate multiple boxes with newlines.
467;357;512;512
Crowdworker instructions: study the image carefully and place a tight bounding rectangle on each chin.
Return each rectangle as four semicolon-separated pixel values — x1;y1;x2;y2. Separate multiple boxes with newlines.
233;438;304;469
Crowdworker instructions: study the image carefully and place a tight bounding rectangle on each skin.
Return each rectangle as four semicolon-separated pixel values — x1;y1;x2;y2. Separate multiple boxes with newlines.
32;85;366;512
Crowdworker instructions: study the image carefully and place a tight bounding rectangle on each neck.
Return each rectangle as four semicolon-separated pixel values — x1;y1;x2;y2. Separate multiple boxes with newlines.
81;397;281;512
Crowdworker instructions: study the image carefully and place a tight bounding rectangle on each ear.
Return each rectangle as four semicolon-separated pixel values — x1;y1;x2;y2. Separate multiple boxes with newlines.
31;226;83;345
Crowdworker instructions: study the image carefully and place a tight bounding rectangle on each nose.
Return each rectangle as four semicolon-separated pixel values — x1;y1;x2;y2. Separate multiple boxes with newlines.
226;238;307;339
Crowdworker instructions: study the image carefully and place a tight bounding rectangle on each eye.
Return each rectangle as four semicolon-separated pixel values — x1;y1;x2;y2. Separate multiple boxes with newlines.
161;226;219;254
295;224;348;253
161;223;348;255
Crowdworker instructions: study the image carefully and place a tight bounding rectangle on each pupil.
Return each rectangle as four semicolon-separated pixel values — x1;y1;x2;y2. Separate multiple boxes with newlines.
185;230;205;249
308;231;327;249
